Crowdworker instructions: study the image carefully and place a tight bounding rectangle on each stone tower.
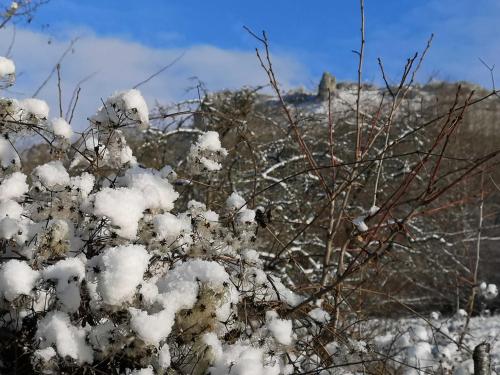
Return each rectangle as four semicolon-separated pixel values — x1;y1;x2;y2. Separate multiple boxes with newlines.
317;72;336;101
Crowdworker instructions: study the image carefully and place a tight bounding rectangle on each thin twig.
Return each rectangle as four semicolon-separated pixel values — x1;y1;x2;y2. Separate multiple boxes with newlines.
33;37;79;97
56;64;63;118
133;52;185;89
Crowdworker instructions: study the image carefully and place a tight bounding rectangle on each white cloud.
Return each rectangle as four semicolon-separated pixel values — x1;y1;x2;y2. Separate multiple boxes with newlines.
0;27;309;130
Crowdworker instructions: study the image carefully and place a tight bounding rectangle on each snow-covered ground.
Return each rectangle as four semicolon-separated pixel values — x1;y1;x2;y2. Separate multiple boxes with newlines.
359;312;500;375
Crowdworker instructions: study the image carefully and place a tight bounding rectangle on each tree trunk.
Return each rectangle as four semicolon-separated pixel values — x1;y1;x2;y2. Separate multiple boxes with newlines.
473;343;491;375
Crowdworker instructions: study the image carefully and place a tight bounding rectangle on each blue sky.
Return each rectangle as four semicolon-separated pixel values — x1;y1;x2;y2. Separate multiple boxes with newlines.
1;0;499;129
26;0;500;86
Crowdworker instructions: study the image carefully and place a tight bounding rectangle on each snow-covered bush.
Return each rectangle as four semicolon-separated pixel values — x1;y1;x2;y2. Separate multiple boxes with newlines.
0;57;328;375
1;17;499;373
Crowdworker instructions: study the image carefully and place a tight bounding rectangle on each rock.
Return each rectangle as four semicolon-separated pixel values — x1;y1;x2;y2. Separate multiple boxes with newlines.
318;72;336;100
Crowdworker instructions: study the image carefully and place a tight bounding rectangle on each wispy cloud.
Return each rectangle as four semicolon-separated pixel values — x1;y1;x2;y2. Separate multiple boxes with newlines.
2;0;499;135
0;27;309;130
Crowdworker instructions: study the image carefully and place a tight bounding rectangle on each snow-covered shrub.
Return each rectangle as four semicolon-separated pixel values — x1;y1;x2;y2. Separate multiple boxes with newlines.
0;60;326;375
0;27;498;373
0;56;15;87
187;130;228;173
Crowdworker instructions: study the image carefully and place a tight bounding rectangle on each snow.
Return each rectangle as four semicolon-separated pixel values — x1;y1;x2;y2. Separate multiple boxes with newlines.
93;187;146;239
120;167;178;211
480;282;498;300
227;192;247;210
157;259;230;291
353;206;379;232
153;212;191;244
0;56;15;78
0;217;26;243
237;208;255;224
87;320;115;353
353;215;369;232
207;342;280;375
368;205;380;216
486;284;498;299
0;199;23;219
308;307;331;323
0;172;28;201
242;249;261;264
129;260;231;346
265;274;303;306
33;347;56;362
43;258;86;312
0;138;20;168
51;117;73;139
33;161;70;189
129;367;154;375
36;311;93;364
116;89;149;126
159;164;177;181
92;89;149;128
430;311;441;320
197;131;225;152
406;341;433;367
19;98;49;120
202;209;219;223
93;169;179;239
92;244;150;306
117;143;136;166
158;344;171;368
139;281;159;306
129;307;179;346
199;156;223;171
189;131;228;173
365;314;500;375
203;332;223;360
0;259;39;301
409;324;429;342
266;311;293;346
454;359;474;375
70;172;95;198
226;192;255;224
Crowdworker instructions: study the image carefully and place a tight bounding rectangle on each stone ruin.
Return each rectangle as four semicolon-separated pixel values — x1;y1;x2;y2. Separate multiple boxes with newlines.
317;71;336;100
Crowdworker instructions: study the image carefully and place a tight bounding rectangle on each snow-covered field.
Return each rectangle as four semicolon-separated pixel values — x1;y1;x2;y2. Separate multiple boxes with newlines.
352;313;500;375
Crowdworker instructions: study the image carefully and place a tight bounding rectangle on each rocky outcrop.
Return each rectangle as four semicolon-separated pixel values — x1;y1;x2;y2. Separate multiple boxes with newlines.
317;71;336;100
